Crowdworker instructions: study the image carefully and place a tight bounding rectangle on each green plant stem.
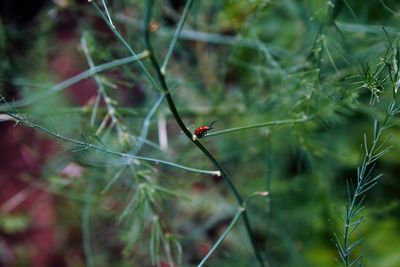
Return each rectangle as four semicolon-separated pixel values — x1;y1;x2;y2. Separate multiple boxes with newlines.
205;116;313;137
143;1;265;266
161;0;194;74
0;52;149;110
34;106;310;120
90;0;160;91
115;14;287;55
81;34;125;136
130;94;165;155
336;97;398;267
101;165;128;193
82;176;95;267
3;112;218;176
197;208;244;267
100;0;115;28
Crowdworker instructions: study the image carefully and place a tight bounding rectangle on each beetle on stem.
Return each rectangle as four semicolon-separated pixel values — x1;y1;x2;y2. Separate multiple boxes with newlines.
192;121;215;141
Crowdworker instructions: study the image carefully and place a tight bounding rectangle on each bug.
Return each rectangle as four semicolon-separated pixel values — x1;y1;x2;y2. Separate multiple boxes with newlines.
193;121;215;140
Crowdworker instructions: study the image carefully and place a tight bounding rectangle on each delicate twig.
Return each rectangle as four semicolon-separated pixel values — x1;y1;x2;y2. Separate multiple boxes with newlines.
130;94;165;155
197;207;244;267
205;116;313;137
100;0;115;28
101;165;128;193
90;0;160;91
2;112;219;176
143;1;266;266
0;52;149;110
335;46;400;266
115;14;287;55
82;177;95;267
379;0;397;14
90;93;101;126
81;34;126;137
161;0;194;74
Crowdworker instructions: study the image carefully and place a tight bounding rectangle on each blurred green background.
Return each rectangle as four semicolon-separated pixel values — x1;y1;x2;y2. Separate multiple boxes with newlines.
1;0;399;266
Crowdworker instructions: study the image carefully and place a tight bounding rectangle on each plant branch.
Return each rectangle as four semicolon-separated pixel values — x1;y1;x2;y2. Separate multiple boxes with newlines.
130;94;165;155
100;0;115;28
0;52;149;110
90;0;160;91
161;0;194;74
205;116;313;137
82;176;95;267
1;112;219;176
81;34;126;137
143;1;266;266
335;48;400;266
197;207;244;267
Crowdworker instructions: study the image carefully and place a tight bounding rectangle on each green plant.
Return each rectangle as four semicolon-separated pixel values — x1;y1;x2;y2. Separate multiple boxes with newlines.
1;1;400;267
333;35;400;267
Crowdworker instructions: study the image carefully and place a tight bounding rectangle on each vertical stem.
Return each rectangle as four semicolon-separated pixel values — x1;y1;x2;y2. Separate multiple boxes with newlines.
197;208;244;267
82;177;96;267
143;1;265;266
90;0;160;91
161;0;195;74
340;98;396;266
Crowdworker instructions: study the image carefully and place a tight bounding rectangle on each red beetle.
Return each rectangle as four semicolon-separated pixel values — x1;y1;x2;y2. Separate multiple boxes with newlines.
193;121;215;140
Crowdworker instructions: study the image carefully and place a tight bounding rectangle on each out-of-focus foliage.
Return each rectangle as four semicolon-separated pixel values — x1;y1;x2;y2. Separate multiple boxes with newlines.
0;213;30;234
1;0;400;267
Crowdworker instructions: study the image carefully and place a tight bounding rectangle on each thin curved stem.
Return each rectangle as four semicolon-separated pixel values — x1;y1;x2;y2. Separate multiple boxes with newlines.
91;0;160;91
2;112;219;176
82;176;95;267
143;1;265;266
161;0;194;74
0;52;149;110
130;94;165;155
205;116;313;137
197;208;244;267
100;0;115;28
115;14;289;55
81;34;125;136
